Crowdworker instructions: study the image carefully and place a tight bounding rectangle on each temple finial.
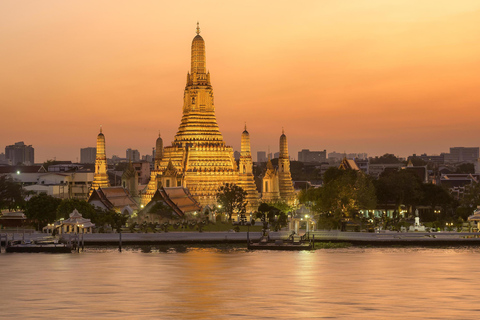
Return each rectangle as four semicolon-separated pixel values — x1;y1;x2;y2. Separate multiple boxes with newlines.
158;130;161;138
282;127;284;135
100;125;102;133
244;122;247;131
196;21;200;35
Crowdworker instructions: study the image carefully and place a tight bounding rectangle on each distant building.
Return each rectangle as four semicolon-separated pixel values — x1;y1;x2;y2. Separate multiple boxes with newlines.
354;158;369;174
440;173;480;199
126;148;140;162
329;151;367;161
133;161;151;185
108;155;127;165
444;147;479;164
80;147;96;164
142;154;153;163
257;151;267;163
0;152;8;165
234;150;240;161
298;149;327;163
368;163;404;179
413;153;445;165
273;152;279;159
5;141;34;165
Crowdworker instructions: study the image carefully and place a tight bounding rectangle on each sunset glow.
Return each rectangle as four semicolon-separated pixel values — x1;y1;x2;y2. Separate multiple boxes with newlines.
1;0;479;162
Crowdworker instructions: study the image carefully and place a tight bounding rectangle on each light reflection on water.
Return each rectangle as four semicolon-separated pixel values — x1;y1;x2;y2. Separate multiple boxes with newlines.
1;246;480;319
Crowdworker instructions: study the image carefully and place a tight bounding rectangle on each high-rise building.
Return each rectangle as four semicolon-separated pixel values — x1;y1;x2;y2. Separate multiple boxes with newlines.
257;151;267;163
444;147;479;163
0;152;8;165
5;141;34;165
126;148;140;162
298;149;326;163
80;147;96;164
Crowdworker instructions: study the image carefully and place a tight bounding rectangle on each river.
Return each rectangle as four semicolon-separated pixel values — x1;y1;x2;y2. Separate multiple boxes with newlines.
1;246;479;319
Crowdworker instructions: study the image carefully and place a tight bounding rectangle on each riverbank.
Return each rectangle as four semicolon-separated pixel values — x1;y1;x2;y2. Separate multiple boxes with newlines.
3;230;480;247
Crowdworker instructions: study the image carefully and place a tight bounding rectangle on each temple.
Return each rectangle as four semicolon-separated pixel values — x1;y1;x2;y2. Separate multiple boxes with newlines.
141;24;260;210
261;130;296;205
118;24;299;212
90;126;110;193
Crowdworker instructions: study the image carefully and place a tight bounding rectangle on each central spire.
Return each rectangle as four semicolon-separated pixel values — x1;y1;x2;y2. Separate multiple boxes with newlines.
175;24;222;146
191;23;206;75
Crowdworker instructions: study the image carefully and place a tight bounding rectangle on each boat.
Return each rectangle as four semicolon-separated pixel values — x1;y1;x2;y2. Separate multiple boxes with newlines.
5;238;73;253
247;232;315;251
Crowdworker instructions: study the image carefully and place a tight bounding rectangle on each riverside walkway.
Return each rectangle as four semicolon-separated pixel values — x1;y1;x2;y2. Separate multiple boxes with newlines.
3;231;480;247
66;230;480;246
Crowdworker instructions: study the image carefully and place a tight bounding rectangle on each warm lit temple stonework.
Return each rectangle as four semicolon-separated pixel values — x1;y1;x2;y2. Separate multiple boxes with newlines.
261;130;296;205
141;24;293;210
277;130;296;203
91;127;110;193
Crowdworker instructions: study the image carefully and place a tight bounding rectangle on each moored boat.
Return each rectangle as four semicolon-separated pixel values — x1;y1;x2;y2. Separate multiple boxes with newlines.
5;239;73;253
247;232;314;251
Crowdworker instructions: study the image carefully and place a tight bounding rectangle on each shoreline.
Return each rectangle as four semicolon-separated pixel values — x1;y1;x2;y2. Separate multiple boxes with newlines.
3;231;480;247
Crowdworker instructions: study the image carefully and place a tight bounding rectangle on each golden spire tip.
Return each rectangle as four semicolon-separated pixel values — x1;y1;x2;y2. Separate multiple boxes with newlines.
100;125;102;133
196;21;200;35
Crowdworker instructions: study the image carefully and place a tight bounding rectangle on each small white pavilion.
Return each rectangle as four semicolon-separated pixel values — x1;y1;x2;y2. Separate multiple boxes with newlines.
468;207;480;231
57;209;95;234
289;205;316;234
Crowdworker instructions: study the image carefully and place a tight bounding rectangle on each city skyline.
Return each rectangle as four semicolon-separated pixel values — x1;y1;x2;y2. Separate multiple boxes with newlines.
1;1;480;163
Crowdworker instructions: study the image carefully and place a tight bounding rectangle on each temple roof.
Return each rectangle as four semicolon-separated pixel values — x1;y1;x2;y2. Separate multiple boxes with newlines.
88;186;139;211
144;187;202;217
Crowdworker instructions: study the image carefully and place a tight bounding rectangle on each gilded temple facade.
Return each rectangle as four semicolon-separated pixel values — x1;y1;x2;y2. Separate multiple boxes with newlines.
142;24;260;211
261;130;296;205
90;127;110;194
142;25;293;212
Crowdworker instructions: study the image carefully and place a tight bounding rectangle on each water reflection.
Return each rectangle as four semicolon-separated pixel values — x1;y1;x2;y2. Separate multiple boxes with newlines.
1;247;480;319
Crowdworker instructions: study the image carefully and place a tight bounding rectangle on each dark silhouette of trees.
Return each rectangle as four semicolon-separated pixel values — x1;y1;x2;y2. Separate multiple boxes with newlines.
216;183;247;220
25;193;62;229
0;175;26;211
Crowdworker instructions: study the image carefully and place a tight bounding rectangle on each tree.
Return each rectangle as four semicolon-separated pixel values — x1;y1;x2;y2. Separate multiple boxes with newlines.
319;168;377;218
148;201;175;219
420;184;454;222
216;183;247;221
369;153;401;164
375;169;423;222
110;211;129;233
458;181;480;220
407;156;427;167
25;193;62;229
256;203;289;232
56;198;98;221
0;175;26;211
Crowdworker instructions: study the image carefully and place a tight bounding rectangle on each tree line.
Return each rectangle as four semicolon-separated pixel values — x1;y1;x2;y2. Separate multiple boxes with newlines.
299;167;478;230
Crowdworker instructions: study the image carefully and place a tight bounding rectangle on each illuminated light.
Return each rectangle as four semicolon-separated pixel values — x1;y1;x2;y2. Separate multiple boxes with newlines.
140;204;144;208
16;171;20;175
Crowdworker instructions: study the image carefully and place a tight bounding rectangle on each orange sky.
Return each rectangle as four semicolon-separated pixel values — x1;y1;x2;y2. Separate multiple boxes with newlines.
1;1;479;162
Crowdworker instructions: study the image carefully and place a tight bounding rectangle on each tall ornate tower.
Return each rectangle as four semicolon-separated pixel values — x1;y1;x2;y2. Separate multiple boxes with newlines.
91;126;110;193
154;132;163;170
238;124;259;211
142;24;258;209
278;129;296;204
